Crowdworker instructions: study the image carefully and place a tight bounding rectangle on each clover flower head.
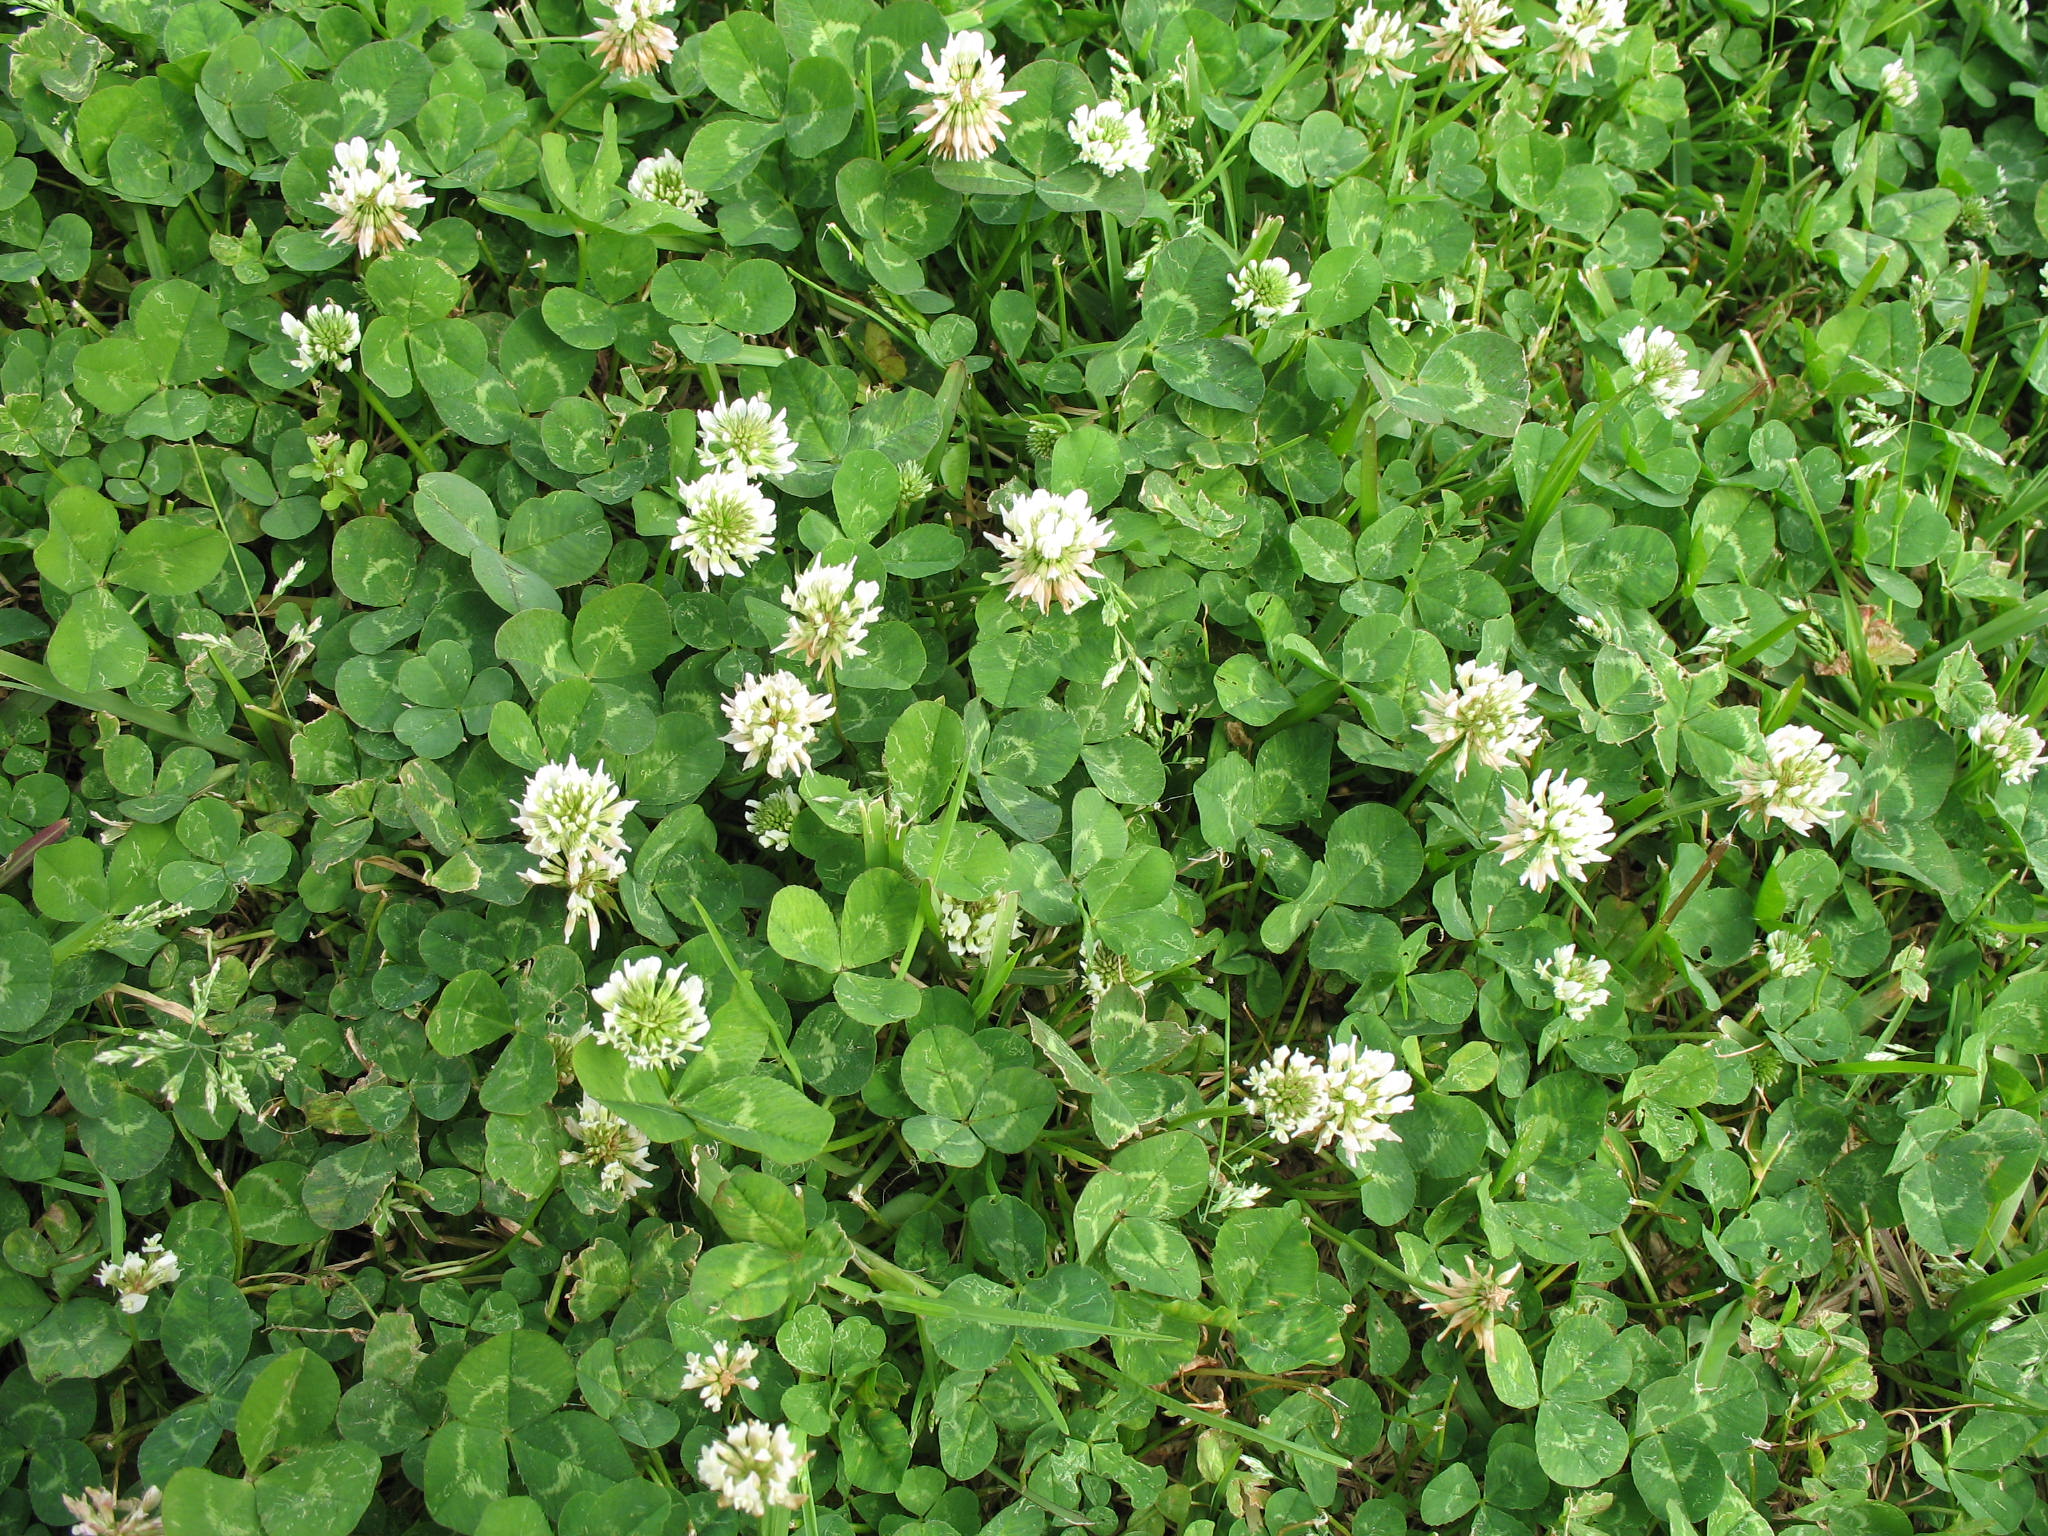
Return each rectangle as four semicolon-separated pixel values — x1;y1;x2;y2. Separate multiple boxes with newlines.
1969;711;2046;785
281;302;361;373
1765;930;1818;979
897;462;935;512
1536;943;1611;1021
585;0;676;77
682;1340;762;1411
777;560;883;674
673;471;777;583
1496;771;1614;892
938;892;1016;965
988;487;1114;615
514;759;634;944
1244;1045;1334;1145
1621;324;1705;419
95;1235;180;1315
1343;4;1418;77
590;955;710;1072
1081;937;1152;1002
698;394;798;479
1067;100;1154;175
559;1098;657;1195
1416;1257;1520;1361
696;1419;810;1516
1878;58;1919;109
1319;1040;1415;1157
1229;257;1312;325
1729;724;1850;836
1548;0;1627;75
319;137;431;258
905;31;1025;161
1416;661;1544;778
1419;0;1525;79
62;1484;163;1536
627;150;706;214
746;786;804;851
722;671;836;780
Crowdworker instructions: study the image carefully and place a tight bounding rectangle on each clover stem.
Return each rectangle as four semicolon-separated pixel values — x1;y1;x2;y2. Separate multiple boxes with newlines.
352;374;433;471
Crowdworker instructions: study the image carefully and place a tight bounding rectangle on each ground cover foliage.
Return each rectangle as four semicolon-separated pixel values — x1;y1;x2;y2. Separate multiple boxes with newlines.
4;0;2048;1529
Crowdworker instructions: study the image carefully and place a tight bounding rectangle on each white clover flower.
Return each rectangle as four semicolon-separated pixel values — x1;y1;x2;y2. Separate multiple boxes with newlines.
1343;4;1418;77
988;486;1114;615
61;1484;162;1536
1536;943;1611;1021
1969;711;2046;785
1495;771;1615;892
698;394;799;480
559;1098;657;1196
1229;257;1312;325
696;1419;810;1516
937;892;1016;965
1244;1045;1334;1145
281;302;361;373
1621;324;1705;419
681;1340;762;1411
777;560;882;674
672;471;776;583
1419;0;1525;79
585;0;676;77
1729;724;1850;836
591;955;710;1071
1416;1258;1520;1362
1547;0;1626;76
1080;937;1152;1002
1764;930;1817;979
1067;100;1153;175
95;1236;180;1315
721;671;835;780
1416;661;1544;778
746;786;803;851
513;757;635;947
905;31;1025;161
627;150;707;214
1319;1040;1415;1157
318;137;432;258
1878;59;1919;109
896;462;934;512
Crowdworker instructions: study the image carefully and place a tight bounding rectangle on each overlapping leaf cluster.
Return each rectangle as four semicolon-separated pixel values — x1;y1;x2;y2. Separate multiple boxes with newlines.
2;0;2048;1533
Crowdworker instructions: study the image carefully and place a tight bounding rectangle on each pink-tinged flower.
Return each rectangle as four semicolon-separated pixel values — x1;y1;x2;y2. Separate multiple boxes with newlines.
585;0;676;78
987;487;1114;614
1420;0;1525;79
1416;1258;1520;1361
776;559;883;674
318;138;431;258
906;32;1025;161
